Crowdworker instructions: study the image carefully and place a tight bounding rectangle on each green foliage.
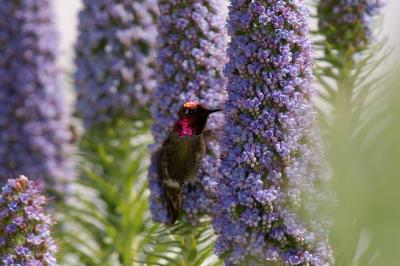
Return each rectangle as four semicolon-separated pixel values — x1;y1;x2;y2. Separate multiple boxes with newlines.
354;75;400;266
137;220;220;266
314;16;400;264
58;115;152;266
315;39;390;141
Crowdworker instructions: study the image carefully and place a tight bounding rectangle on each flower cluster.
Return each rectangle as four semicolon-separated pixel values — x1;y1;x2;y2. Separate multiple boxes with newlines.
75;0;159;127
318;0;385;53
0;0;75;190
0;176;57;266
213;1;332;265
148;0;226;225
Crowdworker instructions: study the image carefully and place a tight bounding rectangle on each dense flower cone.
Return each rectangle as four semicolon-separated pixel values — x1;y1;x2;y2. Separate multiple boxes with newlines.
318;0;385;53
0;176;57;266
213;1;332;265
148;0;227;224
0;0;74;190
75;0;159;127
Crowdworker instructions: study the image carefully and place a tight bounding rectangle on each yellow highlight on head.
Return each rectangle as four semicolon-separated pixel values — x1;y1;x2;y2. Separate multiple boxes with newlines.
183;101;199;109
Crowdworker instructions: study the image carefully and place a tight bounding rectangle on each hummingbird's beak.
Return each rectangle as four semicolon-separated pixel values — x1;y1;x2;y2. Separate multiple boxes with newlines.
206;108;222;114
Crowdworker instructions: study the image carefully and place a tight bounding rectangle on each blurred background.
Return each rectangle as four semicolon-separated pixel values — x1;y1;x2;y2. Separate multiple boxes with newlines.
1;0;399;265
54;1;400;265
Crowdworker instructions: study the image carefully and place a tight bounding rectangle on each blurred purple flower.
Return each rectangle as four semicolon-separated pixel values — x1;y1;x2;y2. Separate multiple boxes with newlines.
75;0;159;127
148;0;227;225
0;175;57;266
213;1;332;265
318;0;385;52
0;0;75;191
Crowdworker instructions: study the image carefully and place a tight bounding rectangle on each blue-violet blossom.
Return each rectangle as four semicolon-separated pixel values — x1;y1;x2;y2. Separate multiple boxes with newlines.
148;0;227;225
0;0;75;190
75;0;159;127
213;1;332;265
0;175;57;266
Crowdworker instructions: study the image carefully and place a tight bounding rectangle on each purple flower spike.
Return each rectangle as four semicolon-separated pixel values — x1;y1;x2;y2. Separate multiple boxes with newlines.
318;0;385;52
0;0;75;190
0;176;57;265
213;1;332;265
148;0;227;225
75;0;159;127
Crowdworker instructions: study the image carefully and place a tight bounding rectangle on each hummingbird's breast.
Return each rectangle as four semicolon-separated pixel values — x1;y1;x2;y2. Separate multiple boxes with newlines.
167;134;206;183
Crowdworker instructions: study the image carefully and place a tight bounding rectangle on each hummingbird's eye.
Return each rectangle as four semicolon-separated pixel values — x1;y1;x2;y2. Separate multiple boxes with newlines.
185;109;195;115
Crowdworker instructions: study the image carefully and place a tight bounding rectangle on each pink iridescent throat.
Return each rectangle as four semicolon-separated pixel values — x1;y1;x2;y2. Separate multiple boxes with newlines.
175;118;196;137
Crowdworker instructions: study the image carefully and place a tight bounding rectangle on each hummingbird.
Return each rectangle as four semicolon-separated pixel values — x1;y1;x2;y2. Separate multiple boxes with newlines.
153;101;222;225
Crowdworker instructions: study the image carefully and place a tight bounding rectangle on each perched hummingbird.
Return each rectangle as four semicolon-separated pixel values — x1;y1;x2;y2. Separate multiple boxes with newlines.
153;101;222;225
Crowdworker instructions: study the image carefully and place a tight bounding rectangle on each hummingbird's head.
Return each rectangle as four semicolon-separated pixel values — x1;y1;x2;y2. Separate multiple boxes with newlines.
175;101;221;136
178;101;221;119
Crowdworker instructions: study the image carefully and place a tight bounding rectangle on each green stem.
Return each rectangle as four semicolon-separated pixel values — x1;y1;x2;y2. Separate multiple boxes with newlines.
329;54;365;265
332;55;355;145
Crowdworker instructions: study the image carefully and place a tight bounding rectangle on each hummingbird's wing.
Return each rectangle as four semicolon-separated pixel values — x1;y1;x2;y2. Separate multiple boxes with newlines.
156;146;182;225
203;128;222;142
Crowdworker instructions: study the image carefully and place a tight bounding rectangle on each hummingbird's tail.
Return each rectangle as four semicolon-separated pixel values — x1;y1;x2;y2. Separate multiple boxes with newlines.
162;179;182;225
